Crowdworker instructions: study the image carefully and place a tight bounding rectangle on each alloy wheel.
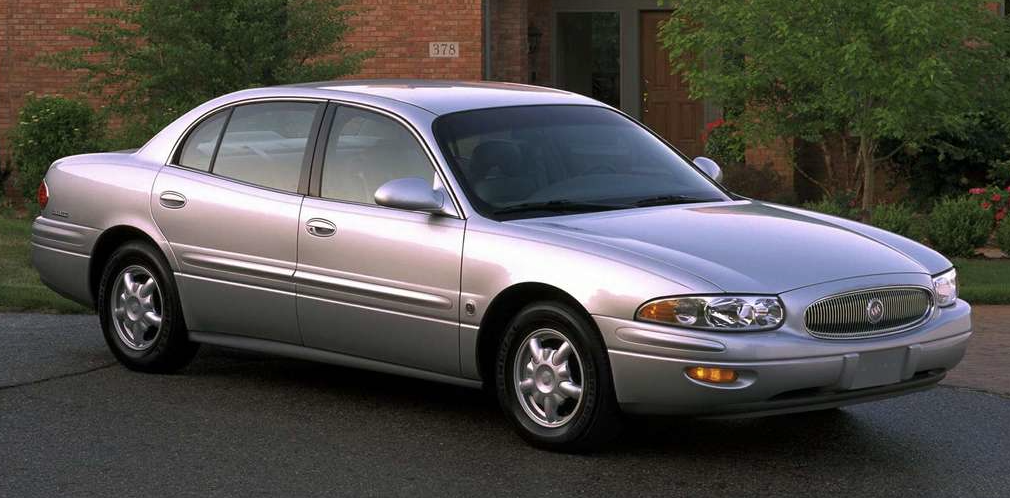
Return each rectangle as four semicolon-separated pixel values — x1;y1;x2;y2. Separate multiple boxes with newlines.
110;265;164;351
513;328;585;428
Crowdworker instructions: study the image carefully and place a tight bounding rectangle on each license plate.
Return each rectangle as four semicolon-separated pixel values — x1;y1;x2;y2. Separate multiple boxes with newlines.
850;348;905;390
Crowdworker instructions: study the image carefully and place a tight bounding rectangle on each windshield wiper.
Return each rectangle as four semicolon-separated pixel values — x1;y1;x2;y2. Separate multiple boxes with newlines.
631;195;720;207
493;199;630;215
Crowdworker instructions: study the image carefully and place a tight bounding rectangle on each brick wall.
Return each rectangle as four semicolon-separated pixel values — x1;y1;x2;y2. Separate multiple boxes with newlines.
344;0;483;80
527;0;551;85
0;0;486;161
1;0;126;160
488;0;527;83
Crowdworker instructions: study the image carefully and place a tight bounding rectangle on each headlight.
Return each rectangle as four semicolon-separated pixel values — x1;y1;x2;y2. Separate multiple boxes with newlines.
637;296;785;331
932;269;958;307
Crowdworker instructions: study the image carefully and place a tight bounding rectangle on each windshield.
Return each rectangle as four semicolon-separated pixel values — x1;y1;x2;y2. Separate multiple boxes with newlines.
432;105;730;219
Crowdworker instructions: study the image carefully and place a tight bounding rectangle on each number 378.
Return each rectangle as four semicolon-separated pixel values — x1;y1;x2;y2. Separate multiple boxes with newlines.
430;42;459;57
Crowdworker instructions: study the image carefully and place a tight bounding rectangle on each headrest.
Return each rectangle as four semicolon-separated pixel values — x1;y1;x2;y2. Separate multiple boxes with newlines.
470;140;525;180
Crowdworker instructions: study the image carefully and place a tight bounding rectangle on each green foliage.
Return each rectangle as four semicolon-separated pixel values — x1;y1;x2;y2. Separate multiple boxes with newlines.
990;158;1010;187
659;0;1010;209
44;0;371;147
870;203;922;240
928;197;993;257
8;95;104;199
801;195;859;220
703;118;746;165
889;113;1010;205
995;218;1010;256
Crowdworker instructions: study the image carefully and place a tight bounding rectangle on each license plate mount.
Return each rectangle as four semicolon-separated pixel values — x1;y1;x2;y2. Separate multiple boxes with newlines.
850;348;905;390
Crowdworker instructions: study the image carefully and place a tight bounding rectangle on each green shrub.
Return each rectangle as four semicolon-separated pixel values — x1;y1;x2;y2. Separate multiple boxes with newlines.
870;203;922;240
9;94;104;199
703;118;746;165
801;195;858;220
996;220;1010;256
889;113;1009;207
928;197;993;257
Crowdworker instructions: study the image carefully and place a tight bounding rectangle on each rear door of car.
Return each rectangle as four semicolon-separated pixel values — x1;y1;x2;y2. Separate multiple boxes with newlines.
152;99;325;344
294;102;465;375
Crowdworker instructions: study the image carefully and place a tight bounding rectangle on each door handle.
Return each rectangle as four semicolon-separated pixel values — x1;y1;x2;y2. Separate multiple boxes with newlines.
159;191;187;209
305;218;336;237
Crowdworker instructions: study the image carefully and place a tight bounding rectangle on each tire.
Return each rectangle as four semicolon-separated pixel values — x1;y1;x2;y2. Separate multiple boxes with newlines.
496;301;623;451
97;241;198;373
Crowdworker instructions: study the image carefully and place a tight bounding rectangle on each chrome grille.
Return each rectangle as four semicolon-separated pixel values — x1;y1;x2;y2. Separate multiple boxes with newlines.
804;287;933;339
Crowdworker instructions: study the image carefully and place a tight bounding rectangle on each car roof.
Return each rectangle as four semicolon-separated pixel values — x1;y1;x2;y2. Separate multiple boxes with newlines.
281;79;604;116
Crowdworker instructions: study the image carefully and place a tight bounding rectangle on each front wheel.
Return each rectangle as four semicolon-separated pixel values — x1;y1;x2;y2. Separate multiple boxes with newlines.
496;302;623;451
98;241;198;373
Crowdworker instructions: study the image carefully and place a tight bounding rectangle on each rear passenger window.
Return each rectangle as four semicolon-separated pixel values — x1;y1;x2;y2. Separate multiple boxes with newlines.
213;102;321;193
320;107;435;205
177;110;228;172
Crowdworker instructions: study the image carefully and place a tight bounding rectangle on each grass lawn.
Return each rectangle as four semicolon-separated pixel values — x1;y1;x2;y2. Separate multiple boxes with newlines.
0;213;91;314
953;258;1010;305
0;213;1008;313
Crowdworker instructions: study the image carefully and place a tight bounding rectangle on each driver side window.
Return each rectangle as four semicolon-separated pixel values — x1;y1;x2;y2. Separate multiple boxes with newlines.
320;107;436;205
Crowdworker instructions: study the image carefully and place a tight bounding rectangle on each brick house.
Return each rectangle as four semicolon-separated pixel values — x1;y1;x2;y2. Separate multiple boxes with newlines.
1;0;738;166
4;1;1009;195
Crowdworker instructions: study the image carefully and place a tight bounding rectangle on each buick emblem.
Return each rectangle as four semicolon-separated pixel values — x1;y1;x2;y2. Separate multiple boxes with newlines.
866;298;885;324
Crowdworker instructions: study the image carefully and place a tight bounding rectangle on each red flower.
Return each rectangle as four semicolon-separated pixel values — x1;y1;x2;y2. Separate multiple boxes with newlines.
1006;185;1010;193
700;118;726;144
997;210;1007;221
992;193;1003;202
982;201;992;210
969;187;986;195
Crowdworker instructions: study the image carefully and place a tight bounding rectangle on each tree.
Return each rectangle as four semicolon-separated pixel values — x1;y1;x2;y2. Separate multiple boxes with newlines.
659;0;1010;210
45;0;371;146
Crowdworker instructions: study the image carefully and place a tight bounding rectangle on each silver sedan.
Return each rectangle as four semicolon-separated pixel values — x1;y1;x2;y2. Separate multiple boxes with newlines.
31;81;971;451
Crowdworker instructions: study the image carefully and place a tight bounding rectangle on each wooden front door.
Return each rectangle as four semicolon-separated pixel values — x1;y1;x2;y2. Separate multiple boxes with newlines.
640;11;705;158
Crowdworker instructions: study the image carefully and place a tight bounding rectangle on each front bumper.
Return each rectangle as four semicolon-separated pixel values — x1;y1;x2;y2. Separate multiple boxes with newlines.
595;290;972;416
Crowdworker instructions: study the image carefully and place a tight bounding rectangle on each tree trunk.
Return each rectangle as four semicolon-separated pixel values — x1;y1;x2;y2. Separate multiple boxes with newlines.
859;136;877;213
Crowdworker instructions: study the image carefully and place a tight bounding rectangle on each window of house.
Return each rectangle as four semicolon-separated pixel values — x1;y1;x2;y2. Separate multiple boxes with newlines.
212;102;321;193
319;107;435;205
176;110;228;172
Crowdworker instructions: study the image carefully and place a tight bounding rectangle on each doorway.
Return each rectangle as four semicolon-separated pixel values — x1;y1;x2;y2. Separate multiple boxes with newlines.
639;11;705;158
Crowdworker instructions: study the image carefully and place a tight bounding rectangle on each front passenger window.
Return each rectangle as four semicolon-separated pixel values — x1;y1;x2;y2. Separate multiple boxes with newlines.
320;107;436;205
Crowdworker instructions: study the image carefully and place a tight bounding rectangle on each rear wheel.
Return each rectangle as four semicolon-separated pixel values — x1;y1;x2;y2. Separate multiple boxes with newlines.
98;241;198;372
496;301;622;451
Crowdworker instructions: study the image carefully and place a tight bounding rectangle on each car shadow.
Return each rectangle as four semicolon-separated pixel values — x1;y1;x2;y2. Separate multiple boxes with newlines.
183;345;893;456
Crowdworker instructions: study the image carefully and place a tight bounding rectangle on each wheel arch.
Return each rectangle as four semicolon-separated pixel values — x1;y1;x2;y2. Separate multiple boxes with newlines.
475;282;597;386
89;225;172;307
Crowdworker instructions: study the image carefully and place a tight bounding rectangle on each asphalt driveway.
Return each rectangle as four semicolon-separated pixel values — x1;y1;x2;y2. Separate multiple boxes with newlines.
1;313;1008;497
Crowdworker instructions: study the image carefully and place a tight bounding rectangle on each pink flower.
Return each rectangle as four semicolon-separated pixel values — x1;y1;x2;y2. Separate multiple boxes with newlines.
996;210;1007;221
982;201;992;210
969;188;986;195
1006;185;1010;193
992;193;1003;202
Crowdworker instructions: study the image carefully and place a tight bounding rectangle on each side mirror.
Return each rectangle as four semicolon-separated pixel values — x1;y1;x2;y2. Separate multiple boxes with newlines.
693;156;724;183
374;177;446;213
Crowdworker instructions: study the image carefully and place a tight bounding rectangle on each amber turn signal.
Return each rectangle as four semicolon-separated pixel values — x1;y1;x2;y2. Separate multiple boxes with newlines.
637;300;680;323
686;366;738;384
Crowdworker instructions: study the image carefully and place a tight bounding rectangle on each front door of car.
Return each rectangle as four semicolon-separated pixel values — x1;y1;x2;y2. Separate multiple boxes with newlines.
152;100;324;344
295;104;465;375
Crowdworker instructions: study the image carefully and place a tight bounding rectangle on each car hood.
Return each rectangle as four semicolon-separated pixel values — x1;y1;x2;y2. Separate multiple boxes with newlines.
511;201;933;294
